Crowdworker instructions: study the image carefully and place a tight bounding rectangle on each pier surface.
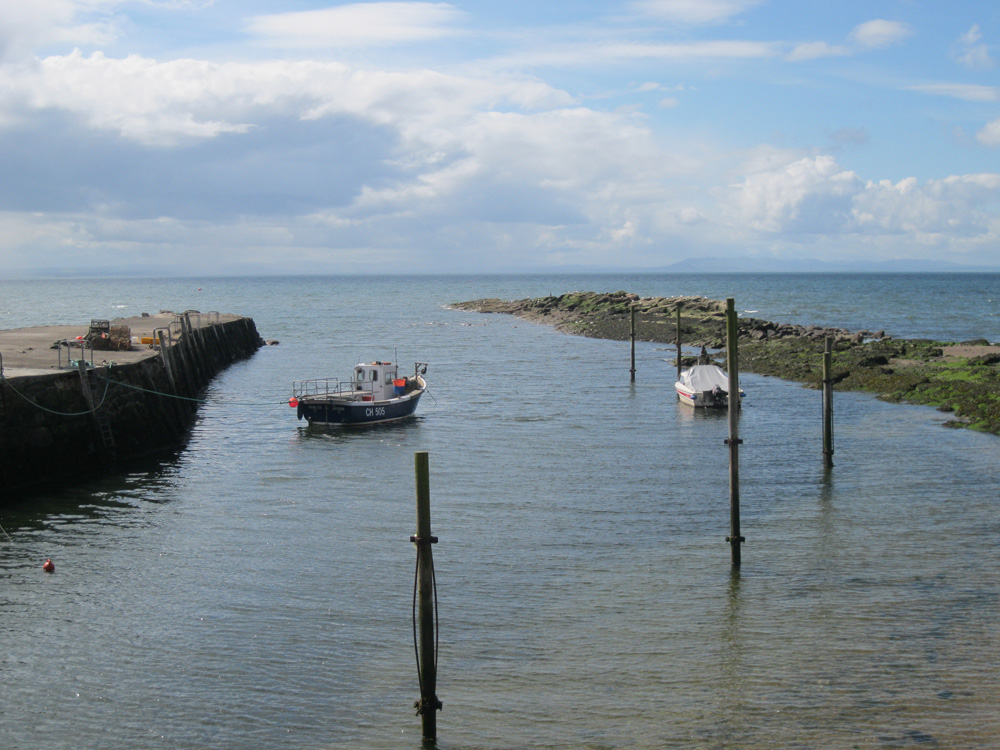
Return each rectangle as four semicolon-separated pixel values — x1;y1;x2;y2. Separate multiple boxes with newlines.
0;313;243;378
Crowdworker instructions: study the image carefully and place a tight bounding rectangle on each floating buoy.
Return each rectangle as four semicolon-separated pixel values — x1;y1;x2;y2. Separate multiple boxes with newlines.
288;397;299;408
43;558;55;573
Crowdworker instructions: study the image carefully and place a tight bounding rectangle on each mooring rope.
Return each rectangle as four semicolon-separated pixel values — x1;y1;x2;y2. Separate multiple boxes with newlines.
90;374;289;407
411;547;440;711
0;369;114;417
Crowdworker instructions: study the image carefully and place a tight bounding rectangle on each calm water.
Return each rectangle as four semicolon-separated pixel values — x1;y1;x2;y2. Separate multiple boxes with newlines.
1;274;999;749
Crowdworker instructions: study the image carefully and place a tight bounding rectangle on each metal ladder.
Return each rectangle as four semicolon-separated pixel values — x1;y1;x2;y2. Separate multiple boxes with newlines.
78;361;116;457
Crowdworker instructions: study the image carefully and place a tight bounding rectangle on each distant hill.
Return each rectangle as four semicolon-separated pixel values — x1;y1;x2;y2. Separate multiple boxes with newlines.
654;257;1000;273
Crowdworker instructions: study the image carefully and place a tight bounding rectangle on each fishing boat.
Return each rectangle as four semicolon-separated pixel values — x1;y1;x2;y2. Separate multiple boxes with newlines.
675;364;743;408
291;361;428;425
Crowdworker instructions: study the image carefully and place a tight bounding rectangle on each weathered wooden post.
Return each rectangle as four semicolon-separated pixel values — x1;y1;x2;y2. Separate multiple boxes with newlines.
675;303;683;383
630;306;636;382
822;337;834;469
725;298;744;568
411;451;441;744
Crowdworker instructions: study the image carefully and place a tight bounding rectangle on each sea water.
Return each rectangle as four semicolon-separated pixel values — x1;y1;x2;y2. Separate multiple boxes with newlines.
1;274;998;749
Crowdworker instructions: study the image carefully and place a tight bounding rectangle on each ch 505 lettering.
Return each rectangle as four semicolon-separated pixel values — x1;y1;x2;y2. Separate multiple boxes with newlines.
365;407;387;418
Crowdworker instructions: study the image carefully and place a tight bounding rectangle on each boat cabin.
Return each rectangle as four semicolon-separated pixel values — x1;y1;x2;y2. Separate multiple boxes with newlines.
353;361;401;401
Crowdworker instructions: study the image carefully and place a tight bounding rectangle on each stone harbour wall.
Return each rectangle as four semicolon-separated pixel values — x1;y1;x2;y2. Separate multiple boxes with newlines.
0;316;263;502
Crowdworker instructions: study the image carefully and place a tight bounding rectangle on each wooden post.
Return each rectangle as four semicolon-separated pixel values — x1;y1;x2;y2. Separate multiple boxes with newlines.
412;451;441;743
630;306;636;382
822;337;834;469
725;298;744;568
675;303;683;383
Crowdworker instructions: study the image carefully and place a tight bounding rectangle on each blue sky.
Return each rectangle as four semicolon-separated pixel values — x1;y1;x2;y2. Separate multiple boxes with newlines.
0;0;997;274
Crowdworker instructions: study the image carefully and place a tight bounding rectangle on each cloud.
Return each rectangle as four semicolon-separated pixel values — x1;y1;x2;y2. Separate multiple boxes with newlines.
0;0;119;60
498;39;778;69
854;174;1000;237
631;0;760;25
905;82;999;102
788;19;914;64
730;152;1000;243
787;41;850;62
978;118;1000;147
733;154;861;233
0;50;572;147
0;47;686;265
849;19;913;49
955;24;994;69
245;2;465;48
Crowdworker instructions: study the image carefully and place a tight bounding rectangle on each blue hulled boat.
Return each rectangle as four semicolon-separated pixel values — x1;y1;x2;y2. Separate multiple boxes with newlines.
291;360;428;426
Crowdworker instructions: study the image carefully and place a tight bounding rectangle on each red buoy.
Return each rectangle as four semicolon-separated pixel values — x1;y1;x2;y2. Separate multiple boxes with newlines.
42;558;55;573
288;397;299;408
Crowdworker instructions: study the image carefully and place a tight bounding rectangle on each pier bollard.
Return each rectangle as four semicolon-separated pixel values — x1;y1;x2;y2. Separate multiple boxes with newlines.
411;451;441;743
725;298;744;568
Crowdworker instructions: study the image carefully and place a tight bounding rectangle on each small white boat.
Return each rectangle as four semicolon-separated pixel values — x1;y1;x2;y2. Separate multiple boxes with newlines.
291;361;428;426
675;364;743;408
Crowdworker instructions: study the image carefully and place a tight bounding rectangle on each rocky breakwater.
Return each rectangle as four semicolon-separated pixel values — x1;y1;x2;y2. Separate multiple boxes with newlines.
451;291;1000;435
0;311;265;502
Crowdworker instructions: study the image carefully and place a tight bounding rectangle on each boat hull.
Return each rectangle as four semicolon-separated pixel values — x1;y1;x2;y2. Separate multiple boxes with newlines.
674;383;742;408
298;391;423;425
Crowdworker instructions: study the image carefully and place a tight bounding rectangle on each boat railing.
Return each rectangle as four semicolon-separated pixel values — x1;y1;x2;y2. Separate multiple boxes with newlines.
293;378;372;400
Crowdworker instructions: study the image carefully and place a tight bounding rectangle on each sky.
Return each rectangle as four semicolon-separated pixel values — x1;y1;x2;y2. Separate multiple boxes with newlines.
0;0;998;275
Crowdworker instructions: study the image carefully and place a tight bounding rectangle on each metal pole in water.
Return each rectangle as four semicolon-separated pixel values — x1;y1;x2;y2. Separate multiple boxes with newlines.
725;298;744;568
675;303;683;384
822;337;835;469
630;306;636;382
412;451;441;744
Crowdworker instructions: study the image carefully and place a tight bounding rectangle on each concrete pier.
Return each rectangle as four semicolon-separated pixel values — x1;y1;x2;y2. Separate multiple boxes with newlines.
0;311;263;502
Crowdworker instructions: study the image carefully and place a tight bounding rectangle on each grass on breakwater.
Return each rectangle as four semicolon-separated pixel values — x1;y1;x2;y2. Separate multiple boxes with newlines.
451;291;1000;435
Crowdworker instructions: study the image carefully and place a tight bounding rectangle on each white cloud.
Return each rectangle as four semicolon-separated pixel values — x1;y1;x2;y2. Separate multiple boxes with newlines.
978;118;1000;147
733;155;861;233
730;153;1000;245
0;50;572;146
854;174;1000;237
849;19;913;49
0;0;119;60
602;40;777;60
787;41;850;62
631;0;760;25
245;2;465;48
955;24;994;69
906;82;999;102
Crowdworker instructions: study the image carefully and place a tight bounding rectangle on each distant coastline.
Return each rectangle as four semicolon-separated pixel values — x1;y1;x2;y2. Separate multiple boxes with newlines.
4;260;999;280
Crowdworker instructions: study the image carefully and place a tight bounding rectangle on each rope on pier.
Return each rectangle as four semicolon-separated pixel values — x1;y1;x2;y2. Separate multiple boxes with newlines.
0;369;114;417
